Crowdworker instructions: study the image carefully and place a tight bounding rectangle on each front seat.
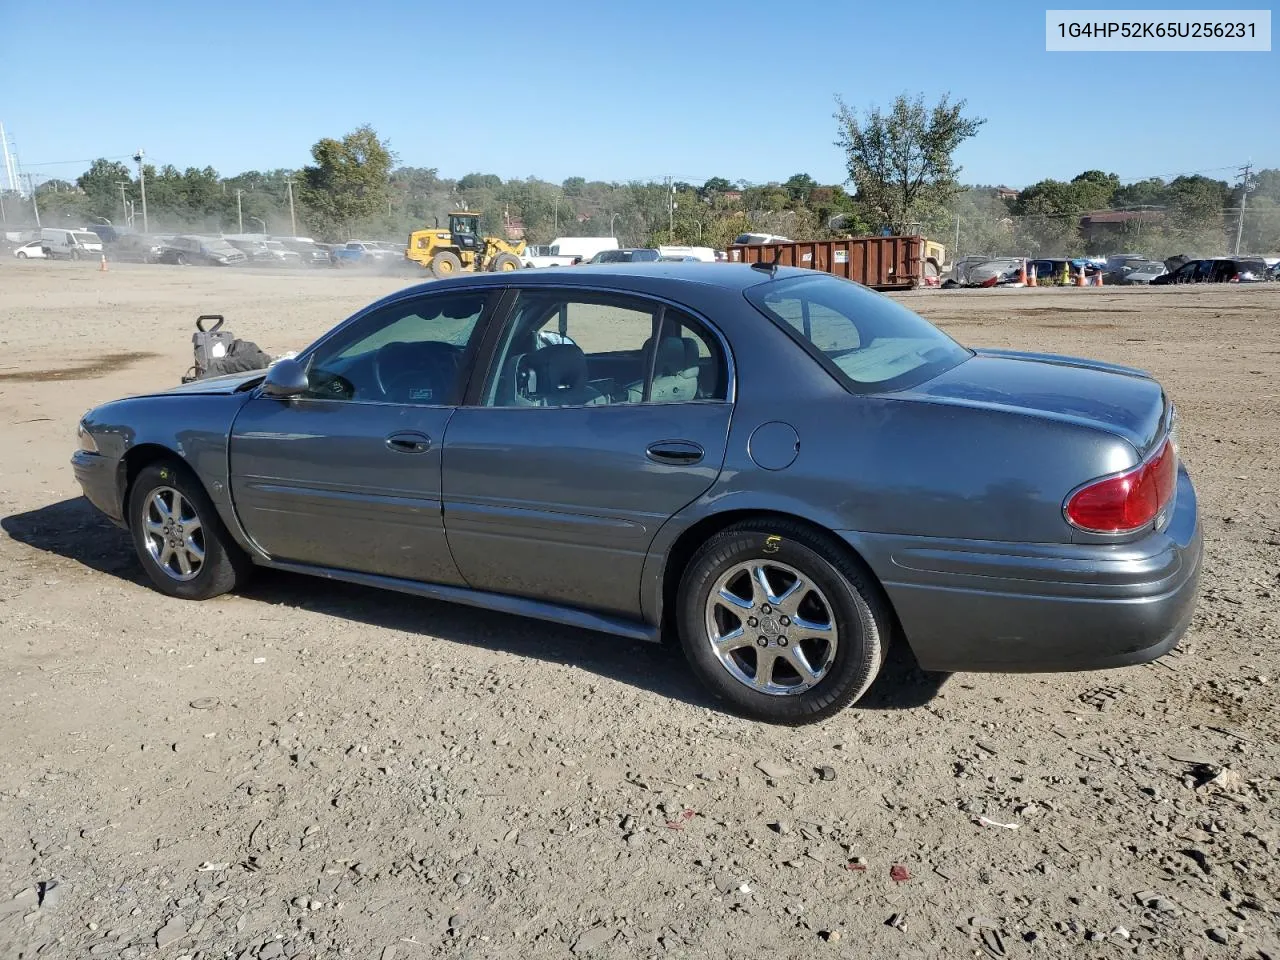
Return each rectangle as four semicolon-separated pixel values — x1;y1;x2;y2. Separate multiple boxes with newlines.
516;343;605;407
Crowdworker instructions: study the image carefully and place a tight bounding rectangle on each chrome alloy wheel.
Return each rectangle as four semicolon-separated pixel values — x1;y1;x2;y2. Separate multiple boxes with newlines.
141;486;205;582
704;560;838;695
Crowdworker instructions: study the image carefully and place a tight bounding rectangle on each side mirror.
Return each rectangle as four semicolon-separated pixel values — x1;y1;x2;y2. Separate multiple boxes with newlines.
261;358;308;399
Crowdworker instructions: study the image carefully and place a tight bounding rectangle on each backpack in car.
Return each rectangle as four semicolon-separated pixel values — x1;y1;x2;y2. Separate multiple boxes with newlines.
183;314;274;382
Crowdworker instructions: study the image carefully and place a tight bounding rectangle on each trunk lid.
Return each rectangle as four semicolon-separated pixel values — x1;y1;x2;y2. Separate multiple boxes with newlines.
895;348;1168;454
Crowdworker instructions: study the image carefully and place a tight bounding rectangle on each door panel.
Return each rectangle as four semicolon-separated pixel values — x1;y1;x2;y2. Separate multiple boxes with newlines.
230;399;464;584
441;403;731;615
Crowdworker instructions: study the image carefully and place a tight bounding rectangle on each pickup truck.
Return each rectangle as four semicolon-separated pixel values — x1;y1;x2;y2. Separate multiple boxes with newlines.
330;240;400;267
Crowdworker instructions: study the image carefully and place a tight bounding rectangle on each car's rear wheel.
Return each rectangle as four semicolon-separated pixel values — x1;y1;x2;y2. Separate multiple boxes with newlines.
16;251;27;259
677;519;890;724
128;461;252;600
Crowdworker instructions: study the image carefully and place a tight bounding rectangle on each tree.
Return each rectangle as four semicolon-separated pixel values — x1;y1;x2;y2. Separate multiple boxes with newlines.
458;173;502;191
77;159;134;222
834;92;985;232
1069;169;1120;210
700;177;733;197
299;124;394;240
784;173;817;203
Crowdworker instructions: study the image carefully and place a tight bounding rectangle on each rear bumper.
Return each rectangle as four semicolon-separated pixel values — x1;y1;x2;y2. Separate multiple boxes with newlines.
72;450;125;526
845;464;1201;673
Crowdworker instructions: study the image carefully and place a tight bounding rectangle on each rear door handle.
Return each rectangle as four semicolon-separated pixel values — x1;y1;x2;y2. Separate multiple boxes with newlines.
385;431;432;454
646;439;704;465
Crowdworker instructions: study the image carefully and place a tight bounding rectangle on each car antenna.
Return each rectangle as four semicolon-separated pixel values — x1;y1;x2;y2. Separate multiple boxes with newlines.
750;247;783;277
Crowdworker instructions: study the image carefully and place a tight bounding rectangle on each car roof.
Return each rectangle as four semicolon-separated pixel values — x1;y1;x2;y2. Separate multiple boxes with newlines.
371;263;815;318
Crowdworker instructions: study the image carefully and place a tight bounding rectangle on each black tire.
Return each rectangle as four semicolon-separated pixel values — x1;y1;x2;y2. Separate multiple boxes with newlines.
175;252;188;266
16;251;26;259
430;250;463;279
676;518;891;724
490;252;522;272
127;461;252;600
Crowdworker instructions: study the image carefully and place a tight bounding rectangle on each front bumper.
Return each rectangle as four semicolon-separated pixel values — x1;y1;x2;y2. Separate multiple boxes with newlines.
847;464;1201;673
72;450;125;526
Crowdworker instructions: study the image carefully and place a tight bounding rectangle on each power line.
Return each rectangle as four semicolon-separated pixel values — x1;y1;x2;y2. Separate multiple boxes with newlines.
21;155;136;168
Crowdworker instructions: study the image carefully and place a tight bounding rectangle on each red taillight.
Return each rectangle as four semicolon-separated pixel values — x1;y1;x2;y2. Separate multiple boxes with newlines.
1066;439;1177;533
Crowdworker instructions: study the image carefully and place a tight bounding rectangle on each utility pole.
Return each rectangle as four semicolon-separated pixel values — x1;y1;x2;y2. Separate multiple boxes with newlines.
954;214;961;258
667;177;675;236
235;188;244;233
1233;162;1253;256
133;150;148;233
25;173;40;227
115;181;129;226
553;196;560;233
285;178;297;236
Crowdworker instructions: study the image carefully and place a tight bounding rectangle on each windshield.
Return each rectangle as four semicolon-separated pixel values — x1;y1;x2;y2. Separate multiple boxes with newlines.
745;274;971;393
73;232;99;244
206;240;239;253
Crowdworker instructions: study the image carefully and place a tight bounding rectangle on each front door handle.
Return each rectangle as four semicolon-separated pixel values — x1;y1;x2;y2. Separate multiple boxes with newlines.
646;439;704;465
385;431;432;454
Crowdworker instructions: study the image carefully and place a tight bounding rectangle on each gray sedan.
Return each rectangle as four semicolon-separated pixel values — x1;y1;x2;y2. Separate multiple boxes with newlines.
72;264;1201;724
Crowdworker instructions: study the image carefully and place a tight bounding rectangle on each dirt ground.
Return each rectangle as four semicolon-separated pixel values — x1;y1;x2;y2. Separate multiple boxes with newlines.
1;260;1277;960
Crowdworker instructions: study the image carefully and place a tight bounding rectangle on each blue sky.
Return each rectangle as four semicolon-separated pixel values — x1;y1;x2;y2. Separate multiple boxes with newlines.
3;2;1274;189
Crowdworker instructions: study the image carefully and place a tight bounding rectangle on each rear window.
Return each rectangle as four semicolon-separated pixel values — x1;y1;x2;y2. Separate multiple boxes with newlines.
745;274;971;393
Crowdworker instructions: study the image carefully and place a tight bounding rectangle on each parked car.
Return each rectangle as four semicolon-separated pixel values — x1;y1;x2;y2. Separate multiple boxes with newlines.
1027;258;1072;284
72;264;1200;724
109;234;169;263
277;238;332;268
40;227;103;260
227;238;303;266
13;240;47;259
1102;255;1157;284
157;236;248;266
331;240;400;267
1150;257;1268;284
962;257;1025;286
582;248;661;264
947;255;995;285
1119;261;1167;284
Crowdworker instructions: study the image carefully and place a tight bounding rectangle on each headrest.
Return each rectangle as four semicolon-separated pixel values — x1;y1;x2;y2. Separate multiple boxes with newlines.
524;343;587;395
643;336;701;377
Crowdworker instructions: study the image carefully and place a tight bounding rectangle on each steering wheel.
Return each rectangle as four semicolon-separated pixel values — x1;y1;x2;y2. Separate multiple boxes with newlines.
373;341;462;403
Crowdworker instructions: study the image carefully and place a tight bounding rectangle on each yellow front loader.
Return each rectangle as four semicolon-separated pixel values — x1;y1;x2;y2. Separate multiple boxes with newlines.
406;211;526;279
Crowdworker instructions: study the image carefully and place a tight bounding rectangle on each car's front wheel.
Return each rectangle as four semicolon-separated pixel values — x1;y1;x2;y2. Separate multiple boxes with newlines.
128;461;252;600
677;519;890;724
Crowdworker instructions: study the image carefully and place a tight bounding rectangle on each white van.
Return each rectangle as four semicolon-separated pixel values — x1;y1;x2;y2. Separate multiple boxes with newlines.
657;245;716;262
41;228;104;260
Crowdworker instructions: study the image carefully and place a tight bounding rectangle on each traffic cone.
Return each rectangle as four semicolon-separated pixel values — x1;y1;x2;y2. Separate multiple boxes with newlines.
99;254;108;272
1027;262;1038;287
1061;262;1070;285
1018;259;1028;285
1075;265;1086;287
1094;269;1103;286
